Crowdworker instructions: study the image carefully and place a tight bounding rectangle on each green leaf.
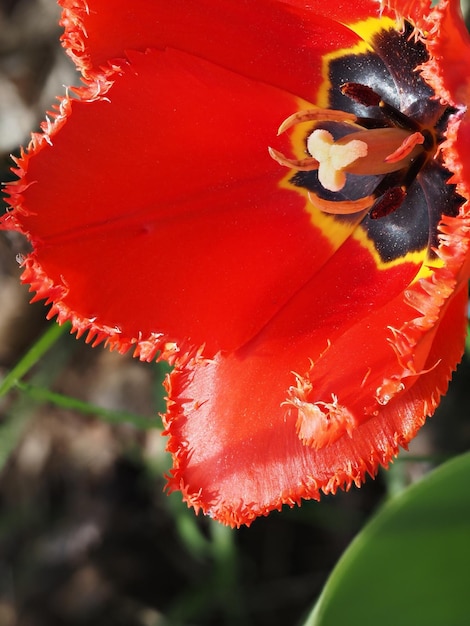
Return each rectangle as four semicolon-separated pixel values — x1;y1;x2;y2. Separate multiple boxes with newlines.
303;451;470;626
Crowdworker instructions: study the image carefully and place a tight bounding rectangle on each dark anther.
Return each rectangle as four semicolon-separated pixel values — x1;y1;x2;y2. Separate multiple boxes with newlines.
340;82;381;106
370;186;407;219
369;152;428;219
341;81;422;133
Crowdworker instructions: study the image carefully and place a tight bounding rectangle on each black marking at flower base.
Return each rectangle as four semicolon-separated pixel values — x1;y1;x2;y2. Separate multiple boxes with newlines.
361;164;460;263
329;22;436;119
289;21;463;264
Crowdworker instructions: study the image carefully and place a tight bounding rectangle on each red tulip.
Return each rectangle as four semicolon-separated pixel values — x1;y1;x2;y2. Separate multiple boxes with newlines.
2;0;470;526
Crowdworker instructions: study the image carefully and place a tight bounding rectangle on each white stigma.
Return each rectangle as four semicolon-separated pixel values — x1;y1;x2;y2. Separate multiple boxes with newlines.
307;129;368;192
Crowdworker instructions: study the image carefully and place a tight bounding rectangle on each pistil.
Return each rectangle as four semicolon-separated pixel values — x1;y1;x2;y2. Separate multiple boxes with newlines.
270;109;425;194
307;129;367;192
310;126;424;192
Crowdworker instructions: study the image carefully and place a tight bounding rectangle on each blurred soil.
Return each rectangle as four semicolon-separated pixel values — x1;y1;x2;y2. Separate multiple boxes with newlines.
0;2;469;625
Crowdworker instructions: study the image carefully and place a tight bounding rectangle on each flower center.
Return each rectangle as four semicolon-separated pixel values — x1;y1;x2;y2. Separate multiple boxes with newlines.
269;82;437;219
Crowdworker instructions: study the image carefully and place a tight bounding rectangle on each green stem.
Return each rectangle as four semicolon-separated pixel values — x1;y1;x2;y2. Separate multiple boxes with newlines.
14;380;161;429
0;321;69;397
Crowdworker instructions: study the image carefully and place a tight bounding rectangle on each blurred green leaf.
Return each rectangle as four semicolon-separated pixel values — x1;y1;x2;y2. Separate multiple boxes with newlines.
303;451;470;626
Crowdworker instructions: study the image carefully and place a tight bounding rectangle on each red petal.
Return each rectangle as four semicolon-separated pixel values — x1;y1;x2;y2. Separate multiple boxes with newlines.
413;0;470;109
4;46;368;358
60;0;368;103
164;248;469;527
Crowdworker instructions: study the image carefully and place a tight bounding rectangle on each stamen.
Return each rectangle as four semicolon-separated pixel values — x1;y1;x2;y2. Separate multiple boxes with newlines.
308;190;374;214
277;107;357;135
401;151;428;188
384;131;424;163
268;147;319;172
340;82;381;107
369;186;406;219
341;82;422;132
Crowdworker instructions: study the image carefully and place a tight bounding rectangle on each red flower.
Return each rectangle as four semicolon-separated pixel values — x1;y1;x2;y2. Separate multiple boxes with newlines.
2;0;470;526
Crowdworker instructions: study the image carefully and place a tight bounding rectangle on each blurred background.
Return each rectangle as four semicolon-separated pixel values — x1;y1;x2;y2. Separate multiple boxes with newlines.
0;1;470;625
